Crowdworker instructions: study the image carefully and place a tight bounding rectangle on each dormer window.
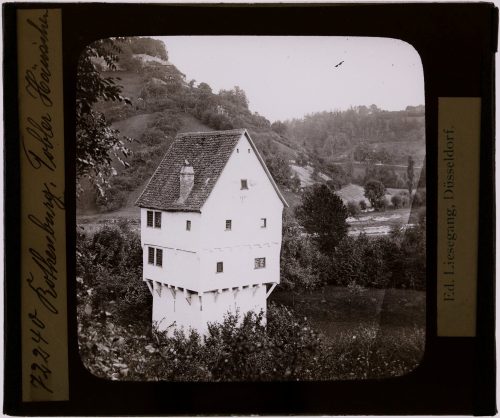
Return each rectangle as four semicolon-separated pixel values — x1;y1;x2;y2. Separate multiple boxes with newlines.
241;179;248;190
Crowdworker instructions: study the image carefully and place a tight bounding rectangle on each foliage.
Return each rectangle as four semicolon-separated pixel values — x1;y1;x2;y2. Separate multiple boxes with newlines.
284;106;425;165
324;163;351;189
280;212;329;291
412;189;426;207
359;199;367;210
391;191;409;209
118;37;169;61
328;212;426;290
77;222;150;323
78;299;424;382
271;120;287;135
363;164;405;189
347;200;360;216
407;155;415;197
295;184;348;254
76;39;132;193
364;180;386;210
265;156;293;189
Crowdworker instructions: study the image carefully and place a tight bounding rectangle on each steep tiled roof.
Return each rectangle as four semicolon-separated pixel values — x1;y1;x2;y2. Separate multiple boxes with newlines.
136;129;245;211
136;129;288;212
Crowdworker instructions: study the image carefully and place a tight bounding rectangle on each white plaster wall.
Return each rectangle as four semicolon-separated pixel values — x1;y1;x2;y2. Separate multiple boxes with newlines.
140;209;201;251
143;248;200;290
152;286;267;337
199;244;281;292
199;133;284;291
153;286;203;335
200;134;284;250
200;286;267;335
141;209;201;290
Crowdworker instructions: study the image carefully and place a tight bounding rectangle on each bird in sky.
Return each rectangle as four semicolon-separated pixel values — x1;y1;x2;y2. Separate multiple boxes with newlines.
334;60;344;68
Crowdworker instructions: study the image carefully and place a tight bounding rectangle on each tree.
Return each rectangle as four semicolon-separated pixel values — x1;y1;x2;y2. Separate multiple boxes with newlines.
347;201;360;216
295;184;348;254
271;121;287;135
76;39;131;193
407;156;415;199
265;156;293;188
364;180;386;210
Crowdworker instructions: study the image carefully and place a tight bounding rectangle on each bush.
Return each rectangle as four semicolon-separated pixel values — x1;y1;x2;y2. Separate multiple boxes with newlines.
347;200;360;216
280;212;329;291
413;189;426;207
78;301;424;382
391;194;403;209
364;180;386;211
77;223;151;324
142;303;329;381
359;199;367;210
330;221;425;291
295;184;348;254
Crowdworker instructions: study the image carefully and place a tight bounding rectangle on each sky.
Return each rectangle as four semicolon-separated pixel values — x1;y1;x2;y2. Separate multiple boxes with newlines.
157;36;424;122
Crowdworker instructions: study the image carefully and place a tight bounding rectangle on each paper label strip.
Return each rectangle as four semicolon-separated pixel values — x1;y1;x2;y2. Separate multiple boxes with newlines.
17;8;69;401
437;97;481;337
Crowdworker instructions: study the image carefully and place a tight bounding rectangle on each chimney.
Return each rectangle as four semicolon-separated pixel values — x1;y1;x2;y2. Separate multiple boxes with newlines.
178;159;194;203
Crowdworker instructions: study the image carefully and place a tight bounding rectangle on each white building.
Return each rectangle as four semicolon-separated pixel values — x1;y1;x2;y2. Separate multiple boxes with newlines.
136;129;288;336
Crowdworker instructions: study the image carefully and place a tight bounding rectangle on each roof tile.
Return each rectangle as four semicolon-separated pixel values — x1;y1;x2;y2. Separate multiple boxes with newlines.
136;129;245;211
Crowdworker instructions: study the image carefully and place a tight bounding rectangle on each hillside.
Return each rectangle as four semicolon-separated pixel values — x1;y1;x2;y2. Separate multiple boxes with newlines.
78;37;425;215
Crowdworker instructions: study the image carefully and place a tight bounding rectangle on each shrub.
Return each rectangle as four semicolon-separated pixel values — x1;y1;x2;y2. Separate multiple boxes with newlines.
78;302;424;382
412;189;426;207
295;184;348;254
77;223;151;324
330;229;424;290
280;212;329;291
391;194;403;209
149;303;328;381
347;200;360;216
364;180;386;210
359;199;367;210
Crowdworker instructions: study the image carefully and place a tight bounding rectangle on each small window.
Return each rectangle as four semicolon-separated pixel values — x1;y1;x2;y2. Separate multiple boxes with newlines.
154;211;162;228
254;257;266;269
241;179;248;190
148;247;155;264
147;211;153;227
236;148;239;153
186;220;191;231
260;218;267;228
248;148;251;153
225;220;232;231
156;249;163;267
216;262;223;273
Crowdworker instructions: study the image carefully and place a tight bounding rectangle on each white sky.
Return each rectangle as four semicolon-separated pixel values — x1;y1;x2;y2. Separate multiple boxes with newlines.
157;36;424;122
